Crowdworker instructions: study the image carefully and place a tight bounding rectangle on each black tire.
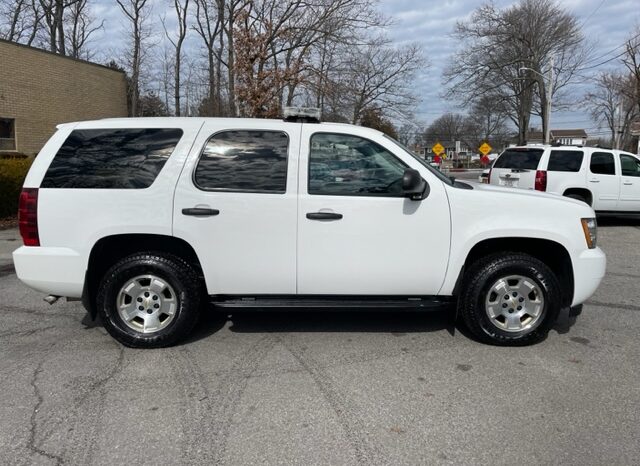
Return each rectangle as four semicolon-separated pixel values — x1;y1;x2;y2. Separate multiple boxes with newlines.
457;253;562;346
565;193;589;205
96;252;202;348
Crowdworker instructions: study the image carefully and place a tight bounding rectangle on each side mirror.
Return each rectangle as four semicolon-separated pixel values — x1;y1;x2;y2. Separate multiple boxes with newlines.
402;168;429;200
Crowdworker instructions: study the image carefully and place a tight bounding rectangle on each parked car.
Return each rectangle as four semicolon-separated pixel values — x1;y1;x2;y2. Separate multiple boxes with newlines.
14;112;605;348
489;145;640;212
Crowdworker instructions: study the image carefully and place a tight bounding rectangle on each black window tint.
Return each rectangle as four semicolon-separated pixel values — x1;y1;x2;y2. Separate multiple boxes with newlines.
42;128;183;189
493;149;543;169
309;133;407;196
620;154;640;177
547;150;584;172
590;152;615;175
195;130;288;193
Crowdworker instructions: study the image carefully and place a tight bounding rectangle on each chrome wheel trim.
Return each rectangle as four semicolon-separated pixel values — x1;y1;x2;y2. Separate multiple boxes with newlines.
485;274;545;333
116;275;178;334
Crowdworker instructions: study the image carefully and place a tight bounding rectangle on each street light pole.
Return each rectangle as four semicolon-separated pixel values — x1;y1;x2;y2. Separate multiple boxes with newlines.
520;58;554;145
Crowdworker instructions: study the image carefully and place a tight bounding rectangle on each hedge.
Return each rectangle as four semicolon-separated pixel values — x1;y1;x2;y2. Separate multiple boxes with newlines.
0;158;33;218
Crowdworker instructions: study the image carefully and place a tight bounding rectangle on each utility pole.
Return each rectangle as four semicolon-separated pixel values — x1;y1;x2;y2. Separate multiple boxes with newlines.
544;57;554;146
519;57;554;145
614;101;623;150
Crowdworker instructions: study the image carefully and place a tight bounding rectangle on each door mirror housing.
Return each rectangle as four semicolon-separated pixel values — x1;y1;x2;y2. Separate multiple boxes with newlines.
402;169;429;200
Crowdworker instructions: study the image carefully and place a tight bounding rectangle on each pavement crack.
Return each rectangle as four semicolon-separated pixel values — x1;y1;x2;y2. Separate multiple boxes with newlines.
28;362;64;465
587;300;640;311
0;325;56;339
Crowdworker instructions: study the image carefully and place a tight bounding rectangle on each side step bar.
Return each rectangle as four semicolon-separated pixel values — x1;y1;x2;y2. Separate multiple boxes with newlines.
211;295;455;311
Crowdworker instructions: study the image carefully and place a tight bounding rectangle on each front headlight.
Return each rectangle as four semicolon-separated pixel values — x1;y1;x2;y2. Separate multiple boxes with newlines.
581;218;597;249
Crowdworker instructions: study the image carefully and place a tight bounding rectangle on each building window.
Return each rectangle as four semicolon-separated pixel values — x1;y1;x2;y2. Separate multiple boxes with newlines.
0;118;16;151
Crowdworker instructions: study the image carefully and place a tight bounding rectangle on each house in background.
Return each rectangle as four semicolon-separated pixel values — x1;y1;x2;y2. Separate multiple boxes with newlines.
524;129;588;146
0;39;128;156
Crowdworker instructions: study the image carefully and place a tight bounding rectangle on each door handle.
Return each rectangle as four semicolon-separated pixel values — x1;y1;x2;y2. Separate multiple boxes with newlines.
589;179;600;183
182;207;220;216
306;212;343;220
623;181;633;185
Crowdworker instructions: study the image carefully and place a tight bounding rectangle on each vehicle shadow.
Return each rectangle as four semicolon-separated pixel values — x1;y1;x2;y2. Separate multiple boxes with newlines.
215;308;456;336
596;216;640;227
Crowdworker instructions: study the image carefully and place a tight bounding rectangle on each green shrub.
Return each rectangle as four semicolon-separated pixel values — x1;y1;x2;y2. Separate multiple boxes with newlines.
0;158;33;218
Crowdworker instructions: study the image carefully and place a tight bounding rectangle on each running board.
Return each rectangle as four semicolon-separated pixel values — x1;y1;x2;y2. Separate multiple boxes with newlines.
210;295;455;310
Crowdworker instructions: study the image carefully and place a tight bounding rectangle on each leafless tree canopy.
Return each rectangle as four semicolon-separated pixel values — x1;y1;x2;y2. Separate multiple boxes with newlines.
585;72;638;149
445;0;587;144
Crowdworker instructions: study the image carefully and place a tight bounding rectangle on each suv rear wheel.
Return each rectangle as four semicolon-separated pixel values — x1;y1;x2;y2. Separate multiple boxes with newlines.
458;253;561;345
96;252;201;348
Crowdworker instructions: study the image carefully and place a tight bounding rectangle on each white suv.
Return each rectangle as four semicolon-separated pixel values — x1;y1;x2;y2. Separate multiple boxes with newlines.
489;145;640;212
13;115;606;348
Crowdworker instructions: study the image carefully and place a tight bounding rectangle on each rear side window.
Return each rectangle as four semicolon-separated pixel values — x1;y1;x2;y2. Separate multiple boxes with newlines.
590;152;616;175
42;128;183;189
547;150;584;172
194;130;289;193
493;149;543;169
620;154;640;177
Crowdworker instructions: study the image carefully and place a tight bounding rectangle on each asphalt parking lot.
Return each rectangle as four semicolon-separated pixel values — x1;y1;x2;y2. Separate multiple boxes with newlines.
1;220;639;465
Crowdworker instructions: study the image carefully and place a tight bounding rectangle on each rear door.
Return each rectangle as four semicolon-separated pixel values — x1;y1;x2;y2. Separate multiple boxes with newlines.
588;151;619;211
544;149;585;195
618;153;640;211
490;148;544;189
173;121;300;295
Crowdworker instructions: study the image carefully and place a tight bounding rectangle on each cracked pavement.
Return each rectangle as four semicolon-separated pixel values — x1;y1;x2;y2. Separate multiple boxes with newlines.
1;220;639;465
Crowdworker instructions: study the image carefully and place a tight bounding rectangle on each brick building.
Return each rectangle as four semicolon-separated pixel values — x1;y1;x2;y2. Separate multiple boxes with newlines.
0;39;128;156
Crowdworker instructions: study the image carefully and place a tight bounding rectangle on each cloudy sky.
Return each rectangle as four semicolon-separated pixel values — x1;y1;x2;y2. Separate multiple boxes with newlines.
376;0;639;135
91;0;639;135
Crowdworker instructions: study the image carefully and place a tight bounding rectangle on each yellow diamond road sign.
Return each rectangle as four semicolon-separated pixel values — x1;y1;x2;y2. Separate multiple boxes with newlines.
432;142;444;156
479;142;492;156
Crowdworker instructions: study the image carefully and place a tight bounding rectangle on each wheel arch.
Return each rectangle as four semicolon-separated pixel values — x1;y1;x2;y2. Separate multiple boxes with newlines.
562;187;593;206
452;237;574;308
83;234;204;319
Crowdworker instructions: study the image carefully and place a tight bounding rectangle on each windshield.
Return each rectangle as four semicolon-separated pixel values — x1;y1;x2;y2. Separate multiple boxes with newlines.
383;134;454;186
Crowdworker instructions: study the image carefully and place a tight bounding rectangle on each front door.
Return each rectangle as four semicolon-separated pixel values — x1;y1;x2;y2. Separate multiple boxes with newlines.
296;127;451;295
619;153;640;211
588;151;619;211
173;122;300;295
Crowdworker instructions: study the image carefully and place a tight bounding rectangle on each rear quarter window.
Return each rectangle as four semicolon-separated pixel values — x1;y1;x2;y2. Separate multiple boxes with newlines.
547;150;584;172
493;149;544;170
41;128;183;189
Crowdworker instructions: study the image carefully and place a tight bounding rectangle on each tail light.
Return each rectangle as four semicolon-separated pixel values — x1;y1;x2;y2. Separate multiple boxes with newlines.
535;170;547;192
18;188;40;246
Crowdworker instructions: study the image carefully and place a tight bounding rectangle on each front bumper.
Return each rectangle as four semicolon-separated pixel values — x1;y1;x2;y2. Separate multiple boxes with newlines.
12;246;85;298
571;246;606;306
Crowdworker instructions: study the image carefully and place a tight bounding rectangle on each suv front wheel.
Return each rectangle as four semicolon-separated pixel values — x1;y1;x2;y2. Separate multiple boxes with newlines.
96;252;202;348
458;253;562;345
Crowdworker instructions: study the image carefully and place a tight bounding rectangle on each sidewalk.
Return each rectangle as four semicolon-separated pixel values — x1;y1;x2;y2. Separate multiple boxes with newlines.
0;228;19;273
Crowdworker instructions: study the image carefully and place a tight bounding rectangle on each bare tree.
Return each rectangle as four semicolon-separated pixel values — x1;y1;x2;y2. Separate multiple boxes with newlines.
585;72;638;148
38;0;85;54
623;28;640;115
345;37;422;124
192;0;225;116
445;0;587;144
116;0;151;116
162;0;190;116
0;0;27;41
1;0;44;46
423;113;468;145
64;0;102;59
